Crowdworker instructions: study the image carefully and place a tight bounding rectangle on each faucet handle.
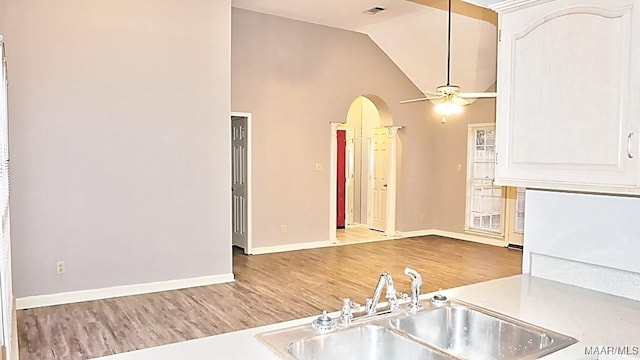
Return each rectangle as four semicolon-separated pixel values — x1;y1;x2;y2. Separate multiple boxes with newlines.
338;298;354;325
340;298;360;310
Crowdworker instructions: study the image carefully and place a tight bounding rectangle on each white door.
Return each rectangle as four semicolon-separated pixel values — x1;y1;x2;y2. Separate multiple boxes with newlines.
231;116;248;249
368;128;389;232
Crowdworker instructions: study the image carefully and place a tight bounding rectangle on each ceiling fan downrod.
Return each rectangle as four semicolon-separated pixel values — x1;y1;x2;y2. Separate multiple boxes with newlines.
446;0;452;87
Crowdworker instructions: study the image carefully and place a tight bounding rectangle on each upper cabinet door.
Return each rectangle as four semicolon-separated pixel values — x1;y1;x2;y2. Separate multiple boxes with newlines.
494;0;640;193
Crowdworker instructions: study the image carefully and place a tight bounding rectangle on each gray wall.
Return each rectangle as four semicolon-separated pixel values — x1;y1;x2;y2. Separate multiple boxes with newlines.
0;0;6;34
231;8;496;247
6;0;232;297
425;99;497;234
232;8;430;248
5;2;497;297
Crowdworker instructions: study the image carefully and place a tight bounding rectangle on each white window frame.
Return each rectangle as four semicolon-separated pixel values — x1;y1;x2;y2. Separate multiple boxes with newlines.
464;123;505;237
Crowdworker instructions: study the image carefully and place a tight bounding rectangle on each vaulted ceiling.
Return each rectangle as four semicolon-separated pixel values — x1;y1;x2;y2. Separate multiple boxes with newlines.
231;0;497;96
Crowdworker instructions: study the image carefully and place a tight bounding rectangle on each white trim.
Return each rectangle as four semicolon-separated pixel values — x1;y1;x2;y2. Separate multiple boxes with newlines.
489;0;553;13
231;112;253;254
328;122;341;243
345;128;355;226
396;230;434;237
396;229;507;247
16;273;235;310
251;241;334;255
384;126;402;236
252;234;415;255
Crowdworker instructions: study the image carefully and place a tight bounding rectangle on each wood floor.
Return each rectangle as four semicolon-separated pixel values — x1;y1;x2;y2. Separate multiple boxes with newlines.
17;236;522;360
335;225;390;244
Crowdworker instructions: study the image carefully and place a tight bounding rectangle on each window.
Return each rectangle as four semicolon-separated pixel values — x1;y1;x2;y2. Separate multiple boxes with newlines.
465;124;504;234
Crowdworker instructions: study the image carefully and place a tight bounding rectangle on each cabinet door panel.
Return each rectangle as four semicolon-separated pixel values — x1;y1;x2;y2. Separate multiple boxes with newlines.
495;0;640;190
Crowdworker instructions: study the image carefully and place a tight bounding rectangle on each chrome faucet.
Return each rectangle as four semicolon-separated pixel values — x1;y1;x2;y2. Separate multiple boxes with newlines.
338;298;360;325
365;272;399;315
404;267;423;310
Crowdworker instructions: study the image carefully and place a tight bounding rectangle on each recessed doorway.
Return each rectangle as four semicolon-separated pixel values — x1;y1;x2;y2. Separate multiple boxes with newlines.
329;95;401;244
231;112;253;254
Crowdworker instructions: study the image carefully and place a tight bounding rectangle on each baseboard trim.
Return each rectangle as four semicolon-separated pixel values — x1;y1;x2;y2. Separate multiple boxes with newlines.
251;241;333;255
398;229;507;247
16;273;235;310
11;297;17;360
396;230;433;238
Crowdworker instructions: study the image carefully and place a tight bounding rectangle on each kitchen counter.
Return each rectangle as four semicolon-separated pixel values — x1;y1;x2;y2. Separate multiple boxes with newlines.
95;274;640;359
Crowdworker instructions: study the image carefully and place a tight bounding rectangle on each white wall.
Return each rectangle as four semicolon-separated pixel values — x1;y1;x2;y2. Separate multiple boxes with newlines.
6;0;232;298
524;190;640;300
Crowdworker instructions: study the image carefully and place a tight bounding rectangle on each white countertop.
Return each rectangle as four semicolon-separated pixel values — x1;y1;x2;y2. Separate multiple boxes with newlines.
95;275;640;359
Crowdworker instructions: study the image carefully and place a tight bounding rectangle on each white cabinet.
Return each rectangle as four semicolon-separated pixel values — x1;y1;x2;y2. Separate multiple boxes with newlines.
492;0;640;194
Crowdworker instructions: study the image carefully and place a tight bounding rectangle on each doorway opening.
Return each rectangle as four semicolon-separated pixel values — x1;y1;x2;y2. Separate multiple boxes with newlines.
329;95;401;245
231;112;252;254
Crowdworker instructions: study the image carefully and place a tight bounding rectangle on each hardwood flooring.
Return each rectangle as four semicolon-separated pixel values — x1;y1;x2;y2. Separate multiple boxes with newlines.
17;236;522;360
335;225;389;244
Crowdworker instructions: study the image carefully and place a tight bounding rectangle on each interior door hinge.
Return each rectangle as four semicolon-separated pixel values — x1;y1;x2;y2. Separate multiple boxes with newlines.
498;29;502;42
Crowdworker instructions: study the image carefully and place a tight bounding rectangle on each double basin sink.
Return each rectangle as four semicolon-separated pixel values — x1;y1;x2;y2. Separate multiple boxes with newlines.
257;297;577;359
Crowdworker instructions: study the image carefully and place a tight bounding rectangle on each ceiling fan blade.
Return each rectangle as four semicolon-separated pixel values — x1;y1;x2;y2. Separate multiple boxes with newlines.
458;92;498;99
421;91;440;96
400;95;443;104
452;96;471;106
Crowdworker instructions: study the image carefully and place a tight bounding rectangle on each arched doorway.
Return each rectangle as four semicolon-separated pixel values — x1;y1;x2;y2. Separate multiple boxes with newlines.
329;95;401;244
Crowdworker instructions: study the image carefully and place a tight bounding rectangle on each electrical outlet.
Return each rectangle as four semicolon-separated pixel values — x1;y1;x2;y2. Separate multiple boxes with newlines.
280;224;287;233
56;261;66;275
456;164;462;172
315;162;324;172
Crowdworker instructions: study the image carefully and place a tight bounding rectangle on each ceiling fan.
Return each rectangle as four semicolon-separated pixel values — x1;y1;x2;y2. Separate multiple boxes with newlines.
400;0;497;120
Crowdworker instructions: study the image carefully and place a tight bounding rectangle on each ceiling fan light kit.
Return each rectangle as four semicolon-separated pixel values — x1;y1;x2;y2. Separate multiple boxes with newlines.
400;0;497;121
434;100;463;116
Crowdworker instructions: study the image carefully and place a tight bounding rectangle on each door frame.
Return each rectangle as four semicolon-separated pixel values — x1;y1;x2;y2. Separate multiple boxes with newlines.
329;123;401;242
231;112;253;254
505;187;525;246
345;128;355;226
336;129;347;228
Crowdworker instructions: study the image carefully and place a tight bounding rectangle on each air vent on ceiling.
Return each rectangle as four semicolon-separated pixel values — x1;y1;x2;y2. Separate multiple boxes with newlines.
363;6;386;15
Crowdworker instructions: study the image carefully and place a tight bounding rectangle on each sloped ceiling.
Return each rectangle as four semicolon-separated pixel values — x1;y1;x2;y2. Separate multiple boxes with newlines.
232;0;497;96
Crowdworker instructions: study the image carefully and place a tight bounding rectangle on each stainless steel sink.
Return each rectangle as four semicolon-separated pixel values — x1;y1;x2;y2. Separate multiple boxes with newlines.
287;325;452;360
390;302;578;359
256;297;577;360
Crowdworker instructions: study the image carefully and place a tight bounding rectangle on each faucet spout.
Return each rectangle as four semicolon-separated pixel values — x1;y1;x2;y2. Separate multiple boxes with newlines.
404;267;423;310
365;272;397;315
